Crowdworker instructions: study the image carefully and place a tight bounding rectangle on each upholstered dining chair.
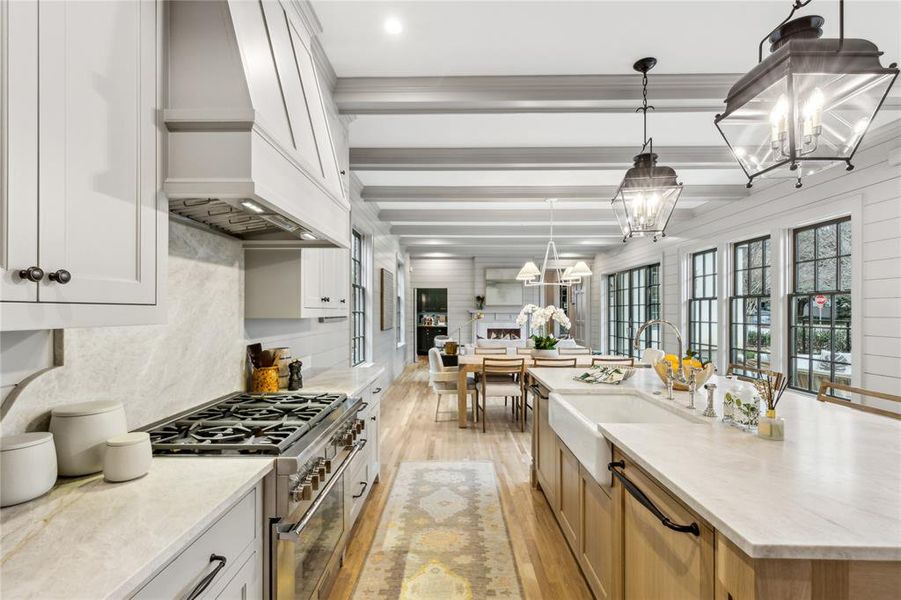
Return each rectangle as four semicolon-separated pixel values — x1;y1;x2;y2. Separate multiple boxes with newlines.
474;347;508;355
591;356;635;367
428;348;478;423
477;357;526;432
559;347;591;355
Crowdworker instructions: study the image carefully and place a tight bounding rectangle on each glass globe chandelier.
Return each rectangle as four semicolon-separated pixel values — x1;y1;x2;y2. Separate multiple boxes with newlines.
715;0;898;188
516;199;592;287
611;57;683;243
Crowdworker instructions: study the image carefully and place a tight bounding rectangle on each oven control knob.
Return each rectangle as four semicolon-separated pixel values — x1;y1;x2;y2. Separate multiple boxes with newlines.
323;459;332;473
292;483;313;502
317;466;326;479
355;421;364;434
309;473;320;491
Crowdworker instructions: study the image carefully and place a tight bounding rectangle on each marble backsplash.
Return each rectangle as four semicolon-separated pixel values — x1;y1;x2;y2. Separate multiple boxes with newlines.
1;221;246;435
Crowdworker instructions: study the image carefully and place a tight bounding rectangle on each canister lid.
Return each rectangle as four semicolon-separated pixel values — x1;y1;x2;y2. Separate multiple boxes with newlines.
51;400;123;418
106;432;150;447
1;432;54;452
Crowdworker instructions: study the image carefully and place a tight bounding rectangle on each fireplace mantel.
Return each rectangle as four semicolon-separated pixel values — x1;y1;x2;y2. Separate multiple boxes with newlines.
470;309;527;341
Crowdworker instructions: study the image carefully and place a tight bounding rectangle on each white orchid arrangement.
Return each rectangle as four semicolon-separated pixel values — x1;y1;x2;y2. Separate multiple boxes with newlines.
516;304;571;349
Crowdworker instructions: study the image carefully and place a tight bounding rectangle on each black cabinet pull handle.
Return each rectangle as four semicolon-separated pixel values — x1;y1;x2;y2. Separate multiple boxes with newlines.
340;298;346;303
18;267;44;282
186;554;227;600
372;387;382;394
356;401;369;412
48;269;72;284
370;415;376;421
608;461;699;537
352;481;368;499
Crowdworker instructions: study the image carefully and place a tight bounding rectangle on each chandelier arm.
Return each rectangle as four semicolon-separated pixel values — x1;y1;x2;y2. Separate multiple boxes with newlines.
758;0;815;63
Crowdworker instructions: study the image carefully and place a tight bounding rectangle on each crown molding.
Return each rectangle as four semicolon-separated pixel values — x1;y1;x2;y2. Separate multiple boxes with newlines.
361;184;749;202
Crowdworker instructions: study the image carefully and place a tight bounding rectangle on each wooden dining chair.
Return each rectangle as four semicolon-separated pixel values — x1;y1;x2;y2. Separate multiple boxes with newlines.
559;347;591;355
515;347;534;355
592;356;635;367
477;358;526;432
532;357;578;367
817;382;901;420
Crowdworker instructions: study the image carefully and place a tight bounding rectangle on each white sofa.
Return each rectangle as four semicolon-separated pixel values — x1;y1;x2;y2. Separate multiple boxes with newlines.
461;337;585;355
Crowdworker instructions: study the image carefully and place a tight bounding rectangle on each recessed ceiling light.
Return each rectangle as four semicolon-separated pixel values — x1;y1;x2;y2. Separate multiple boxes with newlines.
384;17;403;35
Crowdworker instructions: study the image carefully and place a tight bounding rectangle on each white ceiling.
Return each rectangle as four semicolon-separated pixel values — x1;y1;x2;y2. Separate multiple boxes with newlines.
347;112;726;147
312;0;901;257
313;1;901;78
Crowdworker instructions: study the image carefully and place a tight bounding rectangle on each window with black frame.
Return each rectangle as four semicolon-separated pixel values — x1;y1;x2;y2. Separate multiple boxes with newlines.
729;237;771;377
607;264;660;358
688;249;717;364
789;218;852;395
351;230;366;366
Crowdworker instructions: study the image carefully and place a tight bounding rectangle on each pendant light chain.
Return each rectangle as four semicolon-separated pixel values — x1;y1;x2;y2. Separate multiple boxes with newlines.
636;67;655;153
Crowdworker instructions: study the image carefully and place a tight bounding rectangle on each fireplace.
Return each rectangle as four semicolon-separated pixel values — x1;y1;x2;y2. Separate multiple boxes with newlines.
486;328;521;340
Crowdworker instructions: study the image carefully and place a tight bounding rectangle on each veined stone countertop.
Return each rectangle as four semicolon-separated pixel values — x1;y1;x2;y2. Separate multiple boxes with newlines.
300;364;386;398
0;457;272;599
529;367;901;561
0;365;387;598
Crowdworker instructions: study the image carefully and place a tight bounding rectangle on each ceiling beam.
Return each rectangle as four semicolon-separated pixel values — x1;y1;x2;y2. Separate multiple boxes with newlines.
379;209;690;223
392;224;628;237
361;184;749;202
335;73;740;114
403;247;603;258
335;74;901;115
350;146;736;171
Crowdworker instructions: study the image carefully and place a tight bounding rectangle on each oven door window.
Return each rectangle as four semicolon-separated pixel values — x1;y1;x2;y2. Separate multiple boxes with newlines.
282;476;345;600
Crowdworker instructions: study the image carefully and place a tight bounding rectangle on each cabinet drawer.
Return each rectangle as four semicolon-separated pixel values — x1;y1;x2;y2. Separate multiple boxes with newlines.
347;446;373;524
614;452;715;600
213;549;261;600
132;487;258;599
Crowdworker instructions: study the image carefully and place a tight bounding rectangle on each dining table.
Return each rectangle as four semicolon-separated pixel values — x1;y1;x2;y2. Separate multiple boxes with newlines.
454;353;645;428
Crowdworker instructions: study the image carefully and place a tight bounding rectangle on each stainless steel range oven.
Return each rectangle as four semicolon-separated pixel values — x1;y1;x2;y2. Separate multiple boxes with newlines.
145;390;369;599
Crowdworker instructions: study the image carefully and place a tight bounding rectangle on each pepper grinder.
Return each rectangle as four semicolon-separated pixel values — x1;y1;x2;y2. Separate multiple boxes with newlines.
702;383;718;418
288;360;304;391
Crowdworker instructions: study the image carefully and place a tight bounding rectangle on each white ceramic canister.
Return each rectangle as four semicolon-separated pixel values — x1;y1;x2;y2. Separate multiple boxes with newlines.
1;432;58;507
103;432;152;482
49;400;127;476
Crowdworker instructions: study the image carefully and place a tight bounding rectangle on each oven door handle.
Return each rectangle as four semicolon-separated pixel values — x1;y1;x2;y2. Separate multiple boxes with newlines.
278;439;367;541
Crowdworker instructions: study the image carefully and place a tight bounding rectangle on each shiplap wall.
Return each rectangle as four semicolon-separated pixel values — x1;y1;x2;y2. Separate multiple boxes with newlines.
410;258;476;346
591;124;901;396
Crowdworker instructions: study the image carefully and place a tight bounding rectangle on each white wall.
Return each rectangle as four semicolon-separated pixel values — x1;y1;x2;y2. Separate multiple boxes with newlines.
591;124;901;396
410;258;475;348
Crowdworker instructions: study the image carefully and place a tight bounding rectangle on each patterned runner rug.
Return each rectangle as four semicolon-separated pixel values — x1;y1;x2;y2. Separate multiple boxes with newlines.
352;461;524;599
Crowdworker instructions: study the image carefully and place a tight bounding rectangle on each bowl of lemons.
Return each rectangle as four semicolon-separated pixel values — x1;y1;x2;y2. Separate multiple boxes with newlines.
652;352;715;391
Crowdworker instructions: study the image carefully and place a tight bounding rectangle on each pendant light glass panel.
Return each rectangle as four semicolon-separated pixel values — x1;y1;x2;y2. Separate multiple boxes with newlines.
611;154;682;240
716;23;898;185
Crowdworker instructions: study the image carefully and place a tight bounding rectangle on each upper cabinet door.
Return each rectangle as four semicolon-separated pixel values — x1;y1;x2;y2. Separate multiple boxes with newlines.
37;0;158;304
0;0;39;302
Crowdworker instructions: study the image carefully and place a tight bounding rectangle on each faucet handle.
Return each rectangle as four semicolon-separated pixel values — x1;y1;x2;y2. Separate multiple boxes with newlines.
702;383;718;418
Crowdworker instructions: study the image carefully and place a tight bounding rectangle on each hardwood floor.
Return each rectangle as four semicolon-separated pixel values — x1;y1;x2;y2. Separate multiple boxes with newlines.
327;360;593;599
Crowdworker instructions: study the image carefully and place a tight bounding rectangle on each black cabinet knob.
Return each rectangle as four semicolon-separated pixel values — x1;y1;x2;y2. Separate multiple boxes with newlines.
340;299;346;304
48;269;72;284
18;266;44;282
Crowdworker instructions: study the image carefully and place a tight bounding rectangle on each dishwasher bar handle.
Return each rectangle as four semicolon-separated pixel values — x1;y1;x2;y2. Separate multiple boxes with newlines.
279;439;367;541
608;460;700;537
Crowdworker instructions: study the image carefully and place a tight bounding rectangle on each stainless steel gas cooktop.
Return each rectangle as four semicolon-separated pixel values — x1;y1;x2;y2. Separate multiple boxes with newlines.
146;392;347;455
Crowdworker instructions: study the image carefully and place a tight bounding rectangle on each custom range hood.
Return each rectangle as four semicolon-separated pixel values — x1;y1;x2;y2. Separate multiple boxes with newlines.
165;0;349;247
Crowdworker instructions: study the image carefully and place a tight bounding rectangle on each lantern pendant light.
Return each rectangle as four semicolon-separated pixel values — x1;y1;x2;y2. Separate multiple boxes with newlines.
715;0;898;189
516;199;592;287
611;57;683;243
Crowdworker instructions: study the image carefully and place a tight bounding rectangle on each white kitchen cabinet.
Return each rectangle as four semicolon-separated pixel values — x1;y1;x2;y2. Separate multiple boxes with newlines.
245;246;348;319
0;0;165;330
132;484;263;600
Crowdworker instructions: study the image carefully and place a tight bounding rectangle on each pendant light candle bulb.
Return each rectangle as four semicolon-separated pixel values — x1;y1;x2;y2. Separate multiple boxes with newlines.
802;88;825;136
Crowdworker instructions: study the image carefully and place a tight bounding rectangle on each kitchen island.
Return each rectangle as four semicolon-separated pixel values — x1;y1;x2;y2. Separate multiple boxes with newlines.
528;366;901;600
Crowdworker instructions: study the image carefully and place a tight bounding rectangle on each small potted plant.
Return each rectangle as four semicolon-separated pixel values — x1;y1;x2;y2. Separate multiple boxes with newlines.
516;304;571;357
